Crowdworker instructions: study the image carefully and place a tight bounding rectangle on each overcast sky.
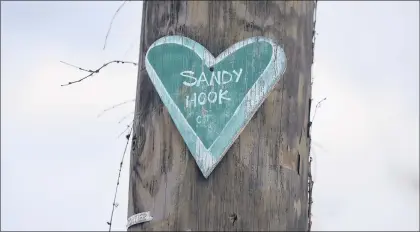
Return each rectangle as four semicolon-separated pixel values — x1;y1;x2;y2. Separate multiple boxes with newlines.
1;1;418;231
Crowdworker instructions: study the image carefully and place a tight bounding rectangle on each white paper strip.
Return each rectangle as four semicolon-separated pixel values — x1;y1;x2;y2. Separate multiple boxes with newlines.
126;211;153;229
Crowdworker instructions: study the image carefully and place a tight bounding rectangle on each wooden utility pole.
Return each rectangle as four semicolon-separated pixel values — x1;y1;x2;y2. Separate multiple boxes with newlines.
128;1;316;231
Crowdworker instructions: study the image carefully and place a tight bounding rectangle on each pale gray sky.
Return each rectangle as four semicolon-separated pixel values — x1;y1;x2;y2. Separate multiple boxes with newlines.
1;1;419;231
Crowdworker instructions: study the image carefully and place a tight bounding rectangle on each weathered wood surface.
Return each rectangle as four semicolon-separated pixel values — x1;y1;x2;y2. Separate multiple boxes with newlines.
128;1;315;231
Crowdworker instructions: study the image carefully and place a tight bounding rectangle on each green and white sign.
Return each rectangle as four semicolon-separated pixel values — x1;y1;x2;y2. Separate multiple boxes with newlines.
145;36;287;178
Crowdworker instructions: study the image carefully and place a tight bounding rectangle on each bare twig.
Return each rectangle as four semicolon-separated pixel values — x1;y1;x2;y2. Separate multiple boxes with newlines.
117;121;133;139
118;111;134;124
97;99;135;118
60;60;92;72
107;125;133;232
103;0;129;50
311;97;327;123
60;60;137;86
122;37;138;58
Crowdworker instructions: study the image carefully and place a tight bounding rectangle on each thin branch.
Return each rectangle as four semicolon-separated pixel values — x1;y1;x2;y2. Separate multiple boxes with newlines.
60;60;93;72
97;99;135;118
117;121;133;139
103;0;129;50
60;60;137;87
118;111;134;124
108;125;133;232
311;97;327;123
122;37;138;58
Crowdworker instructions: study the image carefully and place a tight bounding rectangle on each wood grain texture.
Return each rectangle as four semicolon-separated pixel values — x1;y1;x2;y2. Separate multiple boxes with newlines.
128;1;315;231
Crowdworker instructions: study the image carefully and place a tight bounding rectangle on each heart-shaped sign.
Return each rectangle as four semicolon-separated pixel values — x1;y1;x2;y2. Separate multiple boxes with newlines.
145;36;286;178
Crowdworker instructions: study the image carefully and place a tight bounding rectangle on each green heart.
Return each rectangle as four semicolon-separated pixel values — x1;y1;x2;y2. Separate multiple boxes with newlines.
145;36;286;178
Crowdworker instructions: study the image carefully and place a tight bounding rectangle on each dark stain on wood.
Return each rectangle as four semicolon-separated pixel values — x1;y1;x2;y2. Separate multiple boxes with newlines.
128;1;315;231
